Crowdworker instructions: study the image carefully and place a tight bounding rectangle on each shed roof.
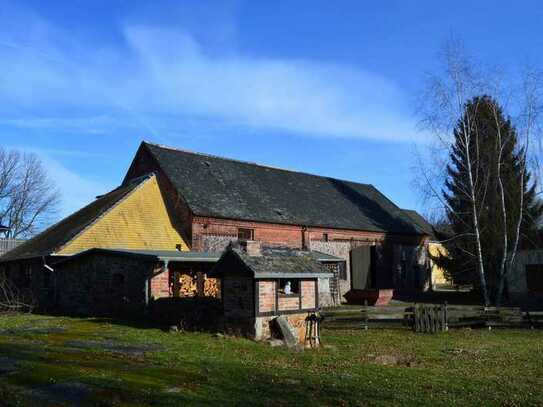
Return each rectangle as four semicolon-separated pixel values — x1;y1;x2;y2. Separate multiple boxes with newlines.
54;248;222;265
210;246;335;279
0;175;152;262
134;142;422;234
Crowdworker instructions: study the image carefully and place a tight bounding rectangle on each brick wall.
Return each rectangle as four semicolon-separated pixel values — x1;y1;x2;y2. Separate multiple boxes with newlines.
258;280;275;313
150;265;170;299
301;280;316;309
278;295;300;311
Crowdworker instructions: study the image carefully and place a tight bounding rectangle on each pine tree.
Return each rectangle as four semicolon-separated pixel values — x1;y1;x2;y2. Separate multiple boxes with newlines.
443;96;542;302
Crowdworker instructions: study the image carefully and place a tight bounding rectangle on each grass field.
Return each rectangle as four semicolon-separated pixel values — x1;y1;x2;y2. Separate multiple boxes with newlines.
0;313;542;406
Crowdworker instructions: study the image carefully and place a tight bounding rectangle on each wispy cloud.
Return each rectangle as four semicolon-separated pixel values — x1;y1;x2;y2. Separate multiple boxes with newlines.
0;2;422;142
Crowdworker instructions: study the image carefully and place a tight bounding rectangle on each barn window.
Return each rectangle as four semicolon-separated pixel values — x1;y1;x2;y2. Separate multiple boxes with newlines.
323;233;329;242
526;264;543;292
278;279;299;296
238;228;254;241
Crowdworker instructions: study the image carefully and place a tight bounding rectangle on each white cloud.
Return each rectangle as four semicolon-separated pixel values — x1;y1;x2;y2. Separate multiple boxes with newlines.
0;3;422;142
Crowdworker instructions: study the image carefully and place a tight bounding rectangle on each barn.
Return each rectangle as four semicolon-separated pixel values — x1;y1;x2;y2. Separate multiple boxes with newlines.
0;141;432;317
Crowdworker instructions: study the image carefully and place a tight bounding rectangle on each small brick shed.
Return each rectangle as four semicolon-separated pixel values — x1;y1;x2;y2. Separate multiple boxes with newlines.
209;242;335;343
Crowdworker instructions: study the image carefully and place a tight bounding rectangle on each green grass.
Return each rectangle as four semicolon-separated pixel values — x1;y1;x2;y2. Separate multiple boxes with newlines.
0;313;542;406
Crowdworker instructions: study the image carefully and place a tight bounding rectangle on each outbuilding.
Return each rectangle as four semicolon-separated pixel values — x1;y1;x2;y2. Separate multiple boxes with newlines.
209;241;335;343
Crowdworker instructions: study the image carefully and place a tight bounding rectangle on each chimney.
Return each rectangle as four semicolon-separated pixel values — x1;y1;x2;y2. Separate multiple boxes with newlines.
241;240;262;256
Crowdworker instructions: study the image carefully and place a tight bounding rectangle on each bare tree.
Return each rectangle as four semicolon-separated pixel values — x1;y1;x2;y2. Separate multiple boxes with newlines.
415;39;542;306
0;273;35;312
0;148;60;238
416;39;491;306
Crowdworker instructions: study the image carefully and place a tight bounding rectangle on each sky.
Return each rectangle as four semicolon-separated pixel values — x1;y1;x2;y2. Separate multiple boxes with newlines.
1;0;543;221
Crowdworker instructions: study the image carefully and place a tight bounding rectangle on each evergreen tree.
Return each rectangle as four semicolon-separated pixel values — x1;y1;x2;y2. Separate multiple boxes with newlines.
442;96;542;301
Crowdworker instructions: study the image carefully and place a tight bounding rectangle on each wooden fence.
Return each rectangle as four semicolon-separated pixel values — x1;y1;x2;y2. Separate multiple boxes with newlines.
0;239;24;257
321;302;543;333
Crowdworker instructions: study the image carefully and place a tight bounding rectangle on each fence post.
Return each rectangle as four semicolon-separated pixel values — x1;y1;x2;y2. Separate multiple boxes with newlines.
413;303;418;332
443;301;449;332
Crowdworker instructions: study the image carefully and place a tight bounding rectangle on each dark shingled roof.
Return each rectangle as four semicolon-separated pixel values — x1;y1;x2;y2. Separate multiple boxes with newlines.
210;246;335;278
141;142;421;234
401;209;437;240
0;175;152;262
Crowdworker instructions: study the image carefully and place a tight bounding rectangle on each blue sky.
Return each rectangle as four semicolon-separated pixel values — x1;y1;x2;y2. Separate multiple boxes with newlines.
1;1;543;220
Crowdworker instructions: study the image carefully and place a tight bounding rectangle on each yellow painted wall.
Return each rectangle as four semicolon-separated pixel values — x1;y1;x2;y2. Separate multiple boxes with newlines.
57;175;188;255
429;242;449;286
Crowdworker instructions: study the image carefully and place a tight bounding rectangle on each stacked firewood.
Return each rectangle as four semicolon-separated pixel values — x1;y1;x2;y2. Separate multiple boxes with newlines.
204;277;220;298
178;274;198;297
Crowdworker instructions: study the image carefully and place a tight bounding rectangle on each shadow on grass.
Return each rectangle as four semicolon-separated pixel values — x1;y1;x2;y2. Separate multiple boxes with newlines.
0;339;366;406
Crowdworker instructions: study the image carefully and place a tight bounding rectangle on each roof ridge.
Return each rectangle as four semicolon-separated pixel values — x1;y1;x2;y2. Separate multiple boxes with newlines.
143;141;373;188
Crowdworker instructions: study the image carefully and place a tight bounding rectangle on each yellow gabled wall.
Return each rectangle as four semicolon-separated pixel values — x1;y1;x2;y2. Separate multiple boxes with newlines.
429;242;449;286
57;175;188;255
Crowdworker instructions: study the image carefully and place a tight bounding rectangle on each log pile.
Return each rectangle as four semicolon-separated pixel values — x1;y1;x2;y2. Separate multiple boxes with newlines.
176;273;220;298
178;274;198;297
204;277;220;298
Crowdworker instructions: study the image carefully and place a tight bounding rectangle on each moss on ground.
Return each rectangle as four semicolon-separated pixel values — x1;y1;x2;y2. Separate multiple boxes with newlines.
0;313;541;406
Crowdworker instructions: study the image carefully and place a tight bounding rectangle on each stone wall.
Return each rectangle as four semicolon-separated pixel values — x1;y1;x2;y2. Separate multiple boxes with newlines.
55;254;155;316
309;240;353;296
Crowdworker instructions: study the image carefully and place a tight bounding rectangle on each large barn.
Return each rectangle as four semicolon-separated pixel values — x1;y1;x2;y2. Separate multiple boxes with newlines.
0;141;432;316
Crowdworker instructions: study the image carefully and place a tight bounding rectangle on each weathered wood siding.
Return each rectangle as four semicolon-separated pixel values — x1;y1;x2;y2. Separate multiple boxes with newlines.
58;175;188;255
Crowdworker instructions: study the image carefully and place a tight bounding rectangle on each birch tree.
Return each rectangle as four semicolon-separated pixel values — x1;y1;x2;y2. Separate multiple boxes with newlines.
415;40;542;306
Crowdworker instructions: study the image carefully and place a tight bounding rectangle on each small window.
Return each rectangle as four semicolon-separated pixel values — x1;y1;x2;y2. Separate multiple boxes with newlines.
238;228;254;241
278;279;299;296
323;233;329;242
526;264;543;292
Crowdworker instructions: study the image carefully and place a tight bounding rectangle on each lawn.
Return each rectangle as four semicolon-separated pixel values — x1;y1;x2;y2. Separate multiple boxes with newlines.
0;313;542;406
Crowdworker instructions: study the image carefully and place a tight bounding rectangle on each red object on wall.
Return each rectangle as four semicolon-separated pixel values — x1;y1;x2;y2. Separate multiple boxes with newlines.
344;289;394;306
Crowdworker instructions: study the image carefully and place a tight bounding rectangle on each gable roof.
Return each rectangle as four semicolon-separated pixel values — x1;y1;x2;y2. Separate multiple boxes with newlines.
210;246;335;279
135;142;421;234
0;175;152;262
